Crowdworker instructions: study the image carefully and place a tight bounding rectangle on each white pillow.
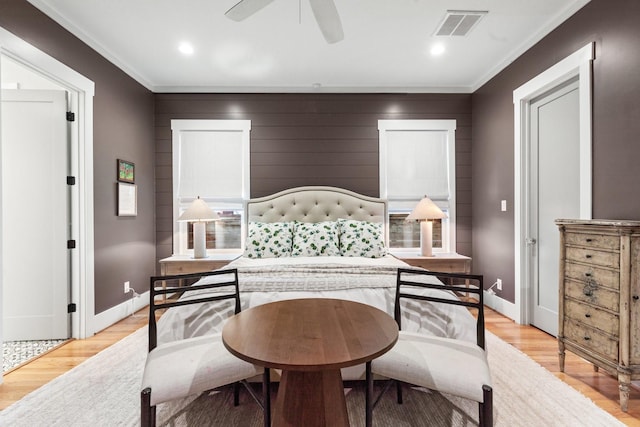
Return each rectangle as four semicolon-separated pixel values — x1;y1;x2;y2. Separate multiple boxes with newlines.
291;221;340;257
243;221;294;258
338;219;387;258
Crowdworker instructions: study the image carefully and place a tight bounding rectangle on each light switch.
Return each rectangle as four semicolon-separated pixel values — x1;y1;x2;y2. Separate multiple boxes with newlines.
501;200;507;212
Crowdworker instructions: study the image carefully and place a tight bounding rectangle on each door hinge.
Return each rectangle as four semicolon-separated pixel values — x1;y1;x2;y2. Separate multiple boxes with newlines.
67;239;76;249
67;176;76;185
66;111;75;122
68;303;77;313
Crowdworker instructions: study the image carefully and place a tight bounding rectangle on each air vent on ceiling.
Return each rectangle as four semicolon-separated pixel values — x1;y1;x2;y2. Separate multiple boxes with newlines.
435;10;488;37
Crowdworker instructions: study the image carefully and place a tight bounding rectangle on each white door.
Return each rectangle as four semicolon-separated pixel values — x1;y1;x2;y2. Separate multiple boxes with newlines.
1;89;70;340
528;79;581;337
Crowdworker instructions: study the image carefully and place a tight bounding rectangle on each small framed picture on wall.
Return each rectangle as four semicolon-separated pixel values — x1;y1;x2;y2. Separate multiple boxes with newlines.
118;182;137;216
117;159;135;183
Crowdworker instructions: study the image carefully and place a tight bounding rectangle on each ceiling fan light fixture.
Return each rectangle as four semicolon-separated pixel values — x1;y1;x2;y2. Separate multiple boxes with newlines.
225;0;344;44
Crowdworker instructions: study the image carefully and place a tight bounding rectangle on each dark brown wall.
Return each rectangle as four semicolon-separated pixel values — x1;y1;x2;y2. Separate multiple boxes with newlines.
155;93;472;262
1;0;156;314
471;0;640;302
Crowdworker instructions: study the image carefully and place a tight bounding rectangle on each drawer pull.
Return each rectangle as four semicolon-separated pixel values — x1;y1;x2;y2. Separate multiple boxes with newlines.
585;313;591;318
583;277;597;297
585;254;592;259
634;295;639;301
585;272;592;277
585;238;593;242
583;336;591;341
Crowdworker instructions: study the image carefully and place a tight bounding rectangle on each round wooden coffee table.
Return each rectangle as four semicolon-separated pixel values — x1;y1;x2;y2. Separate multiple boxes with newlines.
222;298;398;427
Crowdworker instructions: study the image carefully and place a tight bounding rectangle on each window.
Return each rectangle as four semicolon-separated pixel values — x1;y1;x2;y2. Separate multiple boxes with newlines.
379;119;456;254
172;120;250;255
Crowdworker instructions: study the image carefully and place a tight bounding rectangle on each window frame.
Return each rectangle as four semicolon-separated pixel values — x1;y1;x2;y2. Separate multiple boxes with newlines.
378;119;456;255
171;119;251;256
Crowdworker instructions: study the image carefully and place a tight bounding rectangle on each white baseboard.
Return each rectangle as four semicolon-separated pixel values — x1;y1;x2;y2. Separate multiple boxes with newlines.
484;291;519;323
92;291;149;334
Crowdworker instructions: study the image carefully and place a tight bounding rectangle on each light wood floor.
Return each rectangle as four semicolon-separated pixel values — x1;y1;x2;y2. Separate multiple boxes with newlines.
0;306;639;425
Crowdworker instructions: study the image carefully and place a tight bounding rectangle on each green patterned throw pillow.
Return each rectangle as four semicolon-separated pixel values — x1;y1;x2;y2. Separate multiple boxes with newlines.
244;221;294;258
291;221;341;257
337;219;387;258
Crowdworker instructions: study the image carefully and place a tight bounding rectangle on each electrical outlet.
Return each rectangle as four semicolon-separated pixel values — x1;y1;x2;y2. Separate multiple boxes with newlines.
124;281;130;293
496;278;502;291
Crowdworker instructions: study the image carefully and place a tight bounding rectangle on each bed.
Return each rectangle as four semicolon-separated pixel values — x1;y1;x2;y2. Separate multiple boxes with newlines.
156;186;477;380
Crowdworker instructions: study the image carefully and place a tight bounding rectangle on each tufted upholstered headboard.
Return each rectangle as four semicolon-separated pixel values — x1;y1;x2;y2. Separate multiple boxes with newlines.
246;186;388;240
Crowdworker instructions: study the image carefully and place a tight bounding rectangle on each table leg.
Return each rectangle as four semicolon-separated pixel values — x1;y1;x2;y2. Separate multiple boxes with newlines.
273;369;350;427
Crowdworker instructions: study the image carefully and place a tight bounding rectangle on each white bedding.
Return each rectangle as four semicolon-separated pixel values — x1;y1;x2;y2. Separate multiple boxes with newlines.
155;254;478;380
156;255;476;344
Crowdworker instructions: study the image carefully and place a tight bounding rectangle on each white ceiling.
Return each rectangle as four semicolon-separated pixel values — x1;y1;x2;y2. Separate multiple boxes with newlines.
26;0;590;93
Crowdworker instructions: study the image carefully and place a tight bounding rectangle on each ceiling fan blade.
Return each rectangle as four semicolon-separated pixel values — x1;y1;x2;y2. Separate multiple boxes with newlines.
225;0;275;22
308;0;344;44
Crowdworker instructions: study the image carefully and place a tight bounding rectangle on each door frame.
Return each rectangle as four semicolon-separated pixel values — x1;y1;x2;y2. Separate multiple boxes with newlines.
0;26;95;340
512;43;593;325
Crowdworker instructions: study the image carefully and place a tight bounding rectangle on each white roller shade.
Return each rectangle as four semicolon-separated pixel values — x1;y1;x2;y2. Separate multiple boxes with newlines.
177;130;244;200
385;130;449;201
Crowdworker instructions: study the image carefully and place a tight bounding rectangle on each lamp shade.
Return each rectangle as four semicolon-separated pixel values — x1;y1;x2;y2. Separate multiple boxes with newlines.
177;197;220;222
406;196;447;221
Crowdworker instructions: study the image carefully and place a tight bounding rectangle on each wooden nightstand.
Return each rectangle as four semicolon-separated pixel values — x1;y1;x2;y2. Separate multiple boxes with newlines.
398;253;472;296
159;254;239;275
396;253;471;273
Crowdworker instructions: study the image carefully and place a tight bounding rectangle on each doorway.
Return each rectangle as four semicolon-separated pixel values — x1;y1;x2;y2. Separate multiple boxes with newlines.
528;79;580;336
0;27;96;380
513;43;593;329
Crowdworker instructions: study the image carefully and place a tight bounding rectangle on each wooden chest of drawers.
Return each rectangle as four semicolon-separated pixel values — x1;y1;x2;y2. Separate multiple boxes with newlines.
556;219;640;412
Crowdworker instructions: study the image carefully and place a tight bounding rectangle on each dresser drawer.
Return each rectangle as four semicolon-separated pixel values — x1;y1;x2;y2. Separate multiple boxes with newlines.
565;278;619;312
563;318;618;362
564;261;619;291
566;246;619;269
564;232;619;251
564;298;619;336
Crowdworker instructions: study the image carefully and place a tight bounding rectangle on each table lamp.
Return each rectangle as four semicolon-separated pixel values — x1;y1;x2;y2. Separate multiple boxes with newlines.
406;196;447;257
178;197;219;258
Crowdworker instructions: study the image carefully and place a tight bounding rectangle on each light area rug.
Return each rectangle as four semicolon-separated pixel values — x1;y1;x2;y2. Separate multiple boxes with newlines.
0;326;624;427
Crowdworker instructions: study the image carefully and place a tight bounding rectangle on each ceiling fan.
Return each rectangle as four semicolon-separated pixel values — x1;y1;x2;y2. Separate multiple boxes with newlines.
225;0;344;44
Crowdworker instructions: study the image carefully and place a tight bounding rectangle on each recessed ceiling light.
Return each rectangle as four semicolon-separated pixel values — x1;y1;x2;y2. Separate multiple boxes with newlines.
178;42;194;55
430;43;445;56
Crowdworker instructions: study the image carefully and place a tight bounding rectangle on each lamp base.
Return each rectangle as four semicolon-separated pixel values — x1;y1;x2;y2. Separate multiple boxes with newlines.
193;221;208;259
419;220;434;257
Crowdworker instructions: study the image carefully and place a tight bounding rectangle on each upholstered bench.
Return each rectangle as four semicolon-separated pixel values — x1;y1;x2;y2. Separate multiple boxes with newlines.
366;269;493;427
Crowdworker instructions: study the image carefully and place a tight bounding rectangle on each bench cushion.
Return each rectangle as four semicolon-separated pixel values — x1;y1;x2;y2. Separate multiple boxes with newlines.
141;333;262;406
371;331;492;403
